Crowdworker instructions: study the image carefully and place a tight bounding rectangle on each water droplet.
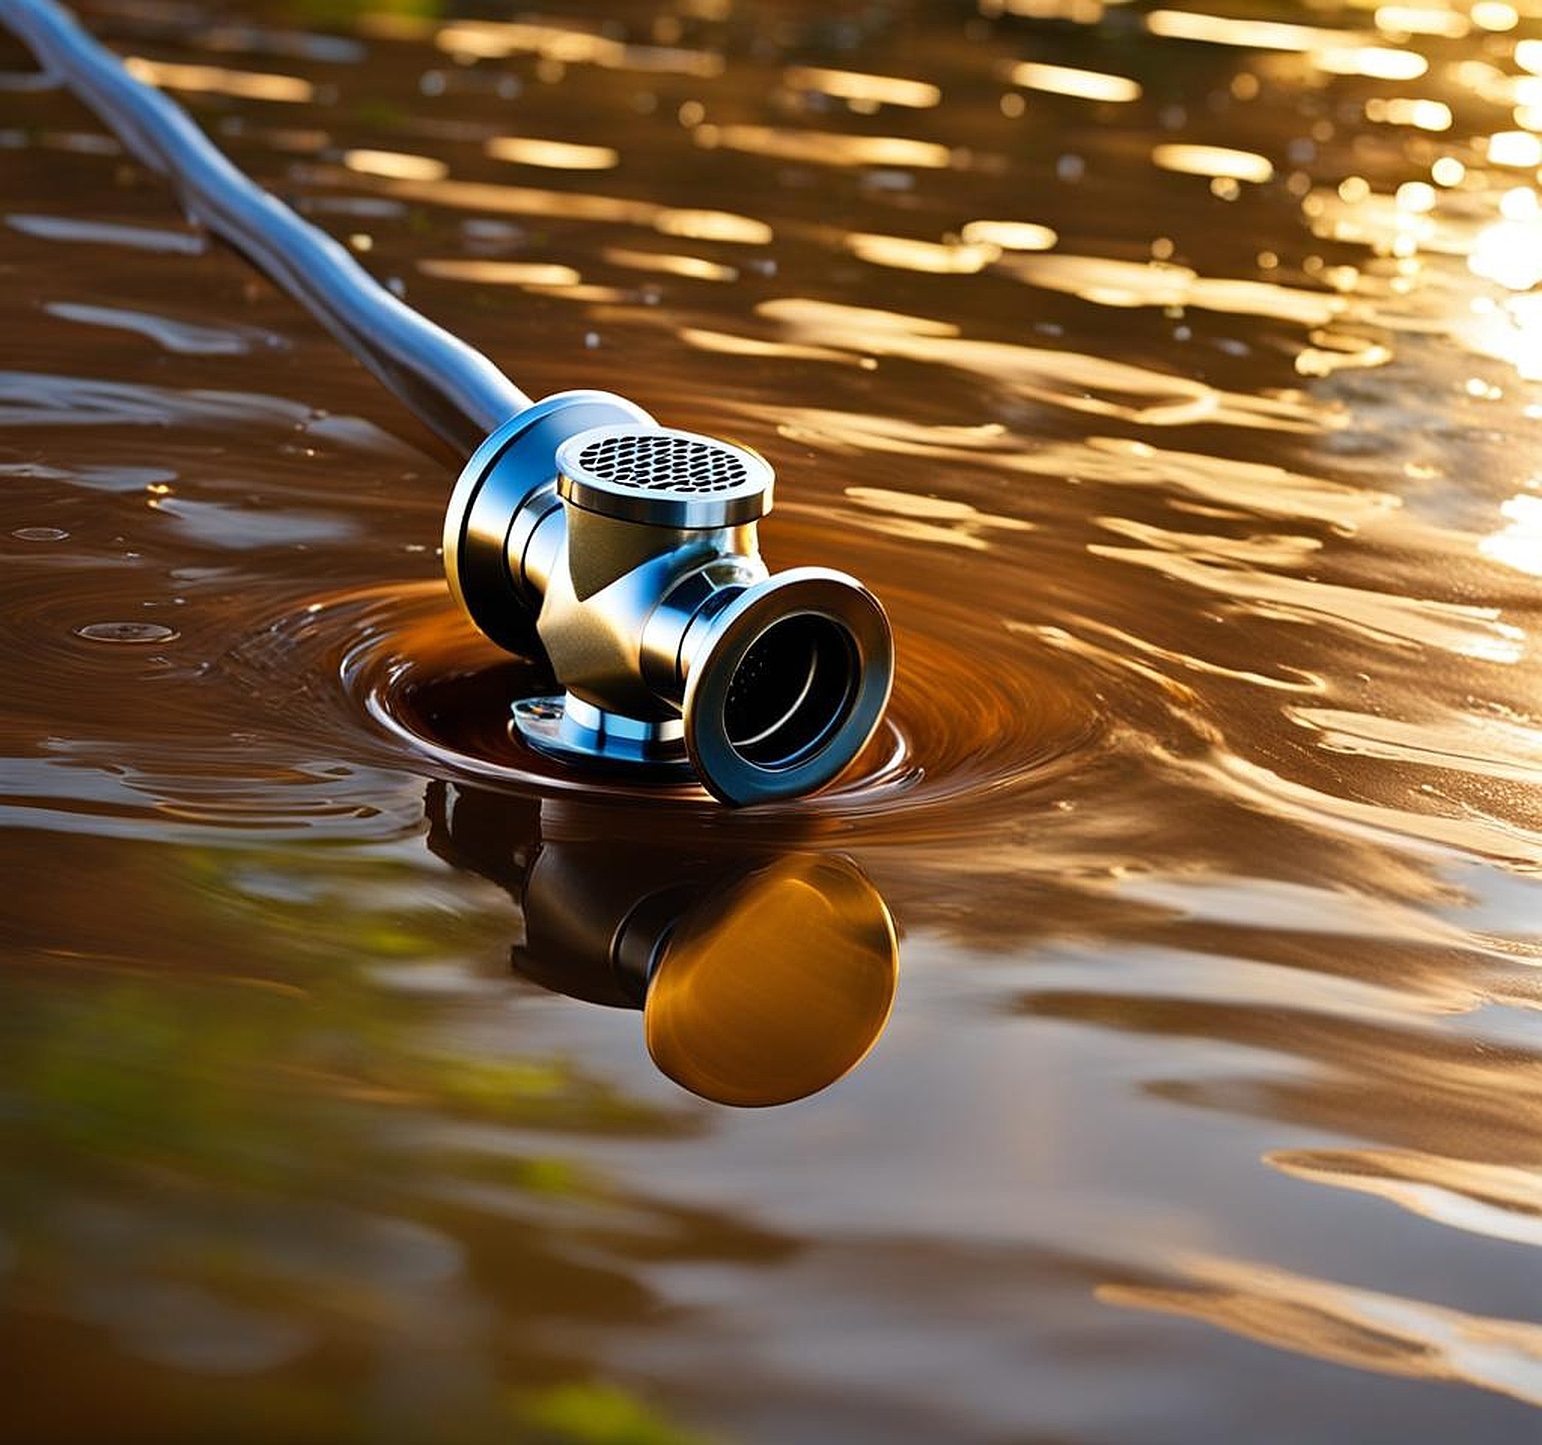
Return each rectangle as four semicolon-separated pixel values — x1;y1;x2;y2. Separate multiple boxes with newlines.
12;526;68;542
75;622;180;644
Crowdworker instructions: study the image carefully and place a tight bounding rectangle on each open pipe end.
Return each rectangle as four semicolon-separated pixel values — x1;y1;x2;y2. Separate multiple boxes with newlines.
682;569;894;806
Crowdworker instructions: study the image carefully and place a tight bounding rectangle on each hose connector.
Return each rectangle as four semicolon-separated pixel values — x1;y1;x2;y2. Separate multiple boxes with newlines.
444;391;893;805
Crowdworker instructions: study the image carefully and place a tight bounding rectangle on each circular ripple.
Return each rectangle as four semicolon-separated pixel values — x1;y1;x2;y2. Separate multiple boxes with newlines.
75;621;181;644
224;573;1108;849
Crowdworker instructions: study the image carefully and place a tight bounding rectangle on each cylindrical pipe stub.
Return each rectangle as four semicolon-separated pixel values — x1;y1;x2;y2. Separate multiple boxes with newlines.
680;568;894;806
443;390;653;656
555;424;773;528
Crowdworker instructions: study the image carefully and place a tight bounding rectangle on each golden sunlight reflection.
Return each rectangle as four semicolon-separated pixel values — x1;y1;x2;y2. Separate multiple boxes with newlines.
434;19;723;77
1501;188;1540;223
330;171;653;223
517;282;629;303
755;299;1325;430
782;65;941;109
1469;213;1542;290
998;253;1344;325
417;259;583;287
1471;1;1520;31
843;486;1035;550
1078;436;1399;525
1088;540;1525;661
677;327;866;366
1008;60;1142;102
1295;330;1394;377
1480;494;1542;576
1302;185;1434;257
1270;1149;1542;1249
1363;97;1452;131
1286;705;1542;785
602;247;737;281
343;149;447;182
845;233;1000;273
1373;5;1471;39
1313;46;1429;80
436;18;602;59
1460;294;1542;380
1144;10;1352;50
122;57;313;103
1209;744;1540;859
1394;180;1437;213
1457;63;1541;110
485;136;620;170
705;125;954;169
760;300;958;338
959;219;1058;250
321;169;772;244
653;209;773;244
1487;131;1542;168
1101;1256;1542;1408
986;0;1111;23
1152;144;1274;183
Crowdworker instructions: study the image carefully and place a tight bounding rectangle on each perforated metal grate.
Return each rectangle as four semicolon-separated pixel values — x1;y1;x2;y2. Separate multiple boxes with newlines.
576;432;751;495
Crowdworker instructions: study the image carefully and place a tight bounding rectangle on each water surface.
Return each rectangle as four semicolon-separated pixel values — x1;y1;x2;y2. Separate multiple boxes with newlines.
3;1;1542;1440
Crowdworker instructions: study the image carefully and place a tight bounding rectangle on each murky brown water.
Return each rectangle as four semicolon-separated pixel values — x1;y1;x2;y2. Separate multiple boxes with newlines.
5;0;1542;1439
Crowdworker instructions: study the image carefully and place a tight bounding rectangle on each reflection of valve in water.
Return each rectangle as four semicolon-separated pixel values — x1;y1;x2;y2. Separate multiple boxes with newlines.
425;783;898;1107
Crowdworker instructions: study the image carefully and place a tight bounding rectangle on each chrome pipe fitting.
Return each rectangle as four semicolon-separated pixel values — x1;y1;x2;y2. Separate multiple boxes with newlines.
443;391;894;805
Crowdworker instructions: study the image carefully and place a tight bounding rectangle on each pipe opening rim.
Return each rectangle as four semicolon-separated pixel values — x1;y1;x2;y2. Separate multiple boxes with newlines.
682;568;894;806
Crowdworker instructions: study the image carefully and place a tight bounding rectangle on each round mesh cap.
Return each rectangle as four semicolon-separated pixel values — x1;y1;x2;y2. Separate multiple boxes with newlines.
556;424;773;527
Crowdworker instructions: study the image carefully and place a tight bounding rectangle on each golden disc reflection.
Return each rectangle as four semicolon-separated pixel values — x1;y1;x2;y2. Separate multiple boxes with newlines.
644;855;898;1108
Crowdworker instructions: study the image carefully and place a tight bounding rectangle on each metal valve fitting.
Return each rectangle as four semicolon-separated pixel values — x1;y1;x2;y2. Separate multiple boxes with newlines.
443;391;894;805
